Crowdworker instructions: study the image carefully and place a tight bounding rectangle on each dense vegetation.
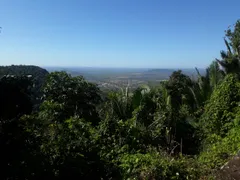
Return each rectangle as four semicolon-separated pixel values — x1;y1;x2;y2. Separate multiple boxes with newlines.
1;20;240;179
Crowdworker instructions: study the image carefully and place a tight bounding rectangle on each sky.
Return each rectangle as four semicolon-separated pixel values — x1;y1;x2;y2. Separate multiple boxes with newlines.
0;0;239;68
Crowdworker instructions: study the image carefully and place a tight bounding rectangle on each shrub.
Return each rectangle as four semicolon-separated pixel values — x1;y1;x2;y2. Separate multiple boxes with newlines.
119;151;201;180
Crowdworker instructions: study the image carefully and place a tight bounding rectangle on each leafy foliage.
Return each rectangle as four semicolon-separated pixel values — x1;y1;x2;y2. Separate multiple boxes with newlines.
200;74;240;136
119;151;201;180
42;71;102;125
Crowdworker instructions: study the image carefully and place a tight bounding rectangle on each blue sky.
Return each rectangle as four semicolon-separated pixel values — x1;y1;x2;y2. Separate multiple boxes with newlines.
0;0;239;68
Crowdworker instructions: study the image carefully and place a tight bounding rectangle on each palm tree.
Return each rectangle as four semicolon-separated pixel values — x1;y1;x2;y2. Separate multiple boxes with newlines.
216;20;240;75
105;84;151;121
190;61;224;109
207;61;225;88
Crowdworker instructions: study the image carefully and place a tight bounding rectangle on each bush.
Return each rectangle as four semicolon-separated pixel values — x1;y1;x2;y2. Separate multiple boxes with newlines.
198;124;240;177
200;74;240;137
119;150;201;180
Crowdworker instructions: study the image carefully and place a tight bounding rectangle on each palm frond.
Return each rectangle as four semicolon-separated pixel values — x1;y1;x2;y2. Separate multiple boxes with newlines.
224;38;232;55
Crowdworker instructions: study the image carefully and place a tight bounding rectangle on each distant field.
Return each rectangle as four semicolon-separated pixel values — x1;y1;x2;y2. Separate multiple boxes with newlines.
44;66;205;89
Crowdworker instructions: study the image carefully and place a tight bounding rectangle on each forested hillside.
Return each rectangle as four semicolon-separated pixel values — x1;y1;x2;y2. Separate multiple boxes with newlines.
1;20;240;179
0;65;49;109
